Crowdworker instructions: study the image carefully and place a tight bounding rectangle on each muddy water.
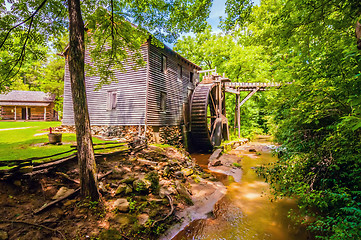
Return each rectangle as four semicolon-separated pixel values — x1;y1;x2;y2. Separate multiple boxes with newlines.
173;136;309;240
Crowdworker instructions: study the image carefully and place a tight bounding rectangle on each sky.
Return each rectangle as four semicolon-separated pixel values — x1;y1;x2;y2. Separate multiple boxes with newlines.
208;0;260;32
169;0;261;48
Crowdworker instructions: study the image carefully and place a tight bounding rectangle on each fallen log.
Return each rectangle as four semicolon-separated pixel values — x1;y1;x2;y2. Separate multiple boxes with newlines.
34;187;80;214
34;170;113;214
32;154;77;171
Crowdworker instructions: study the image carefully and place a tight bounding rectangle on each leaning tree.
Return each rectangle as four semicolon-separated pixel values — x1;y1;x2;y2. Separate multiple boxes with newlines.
0;0;212;200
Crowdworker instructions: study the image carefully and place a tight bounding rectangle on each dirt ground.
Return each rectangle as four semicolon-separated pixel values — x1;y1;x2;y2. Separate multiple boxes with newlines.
0;145;224;240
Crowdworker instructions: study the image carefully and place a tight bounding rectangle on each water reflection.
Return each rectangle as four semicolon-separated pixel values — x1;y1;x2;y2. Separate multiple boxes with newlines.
173;137;310;240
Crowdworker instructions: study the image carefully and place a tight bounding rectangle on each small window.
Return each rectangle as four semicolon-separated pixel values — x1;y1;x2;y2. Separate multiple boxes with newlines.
160;92;167;112
189;71;194;83
161;55;167;73
107;90;117;110
178;65;182;82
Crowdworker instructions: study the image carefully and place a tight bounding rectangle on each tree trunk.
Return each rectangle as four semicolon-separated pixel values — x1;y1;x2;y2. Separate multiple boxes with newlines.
68;0;99;201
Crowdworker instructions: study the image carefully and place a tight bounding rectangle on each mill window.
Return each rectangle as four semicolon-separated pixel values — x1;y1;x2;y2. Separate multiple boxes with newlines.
160;92;167;112
178;65;182;82
107;90;117;110
161;55;167;73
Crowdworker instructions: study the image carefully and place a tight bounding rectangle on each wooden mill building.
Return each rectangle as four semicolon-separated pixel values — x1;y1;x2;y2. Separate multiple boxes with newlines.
0;90;58;121
62;39;201;144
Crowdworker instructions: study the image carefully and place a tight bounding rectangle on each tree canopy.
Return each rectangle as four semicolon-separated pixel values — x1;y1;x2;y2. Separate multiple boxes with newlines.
0;0;212;91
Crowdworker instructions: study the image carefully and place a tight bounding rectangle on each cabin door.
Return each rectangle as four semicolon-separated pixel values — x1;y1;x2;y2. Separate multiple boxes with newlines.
21;107;31;120
21;108;26;120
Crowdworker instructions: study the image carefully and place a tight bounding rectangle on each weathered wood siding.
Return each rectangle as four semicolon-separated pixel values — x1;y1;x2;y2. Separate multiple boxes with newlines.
62;44;148;126
146;43;200;126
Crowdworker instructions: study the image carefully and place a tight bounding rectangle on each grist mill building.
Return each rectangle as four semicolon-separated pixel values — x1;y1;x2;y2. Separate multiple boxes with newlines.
62;39;201;145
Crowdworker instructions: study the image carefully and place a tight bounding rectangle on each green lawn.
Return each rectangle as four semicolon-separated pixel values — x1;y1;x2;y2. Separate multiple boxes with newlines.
0;121;123;163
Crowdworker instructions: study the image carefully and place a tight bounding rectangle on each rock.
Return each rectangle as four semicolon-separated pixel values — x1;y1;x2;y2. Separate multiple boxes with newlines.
0;230;8;240
202;173;212;179
99;182;107;193
114;198;130;212
145;171;159;191
133;179;151;193
13;180;21;187
191;175;202;183
209;148;222;161
181;168;193;176
159;187;172;198
163;166;170;176
175;181;193;205
137;213;149;225
111;168;125;179
174;171;184;179
115;183;127;195
210;160;222;167
52;187;75;200
125;184;133;194
120;175;136;184
113;214;131;226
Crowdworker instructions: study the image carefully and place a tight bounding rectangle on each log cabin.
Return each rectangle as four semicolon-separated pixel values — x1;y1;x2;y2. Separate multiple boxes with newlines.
0;90;58;121
62;39;201;146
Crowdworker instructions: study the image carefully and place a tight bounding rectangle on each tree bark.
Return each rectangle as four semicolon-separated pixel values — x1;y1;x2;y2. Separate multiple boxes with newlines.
68;0;99;201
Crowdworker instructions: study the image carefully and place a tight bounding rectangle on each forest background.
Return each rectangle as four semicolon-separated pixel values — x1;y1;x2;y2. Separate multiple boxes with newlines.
2;0;361;238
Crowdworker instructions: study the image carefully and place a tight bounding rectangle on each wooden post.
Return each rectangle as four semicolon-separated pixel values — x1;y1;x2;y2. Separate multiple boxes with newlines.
44;107;47;121
218;82;222;117
26;107;28;120
237;94;241;138
14;106;16;120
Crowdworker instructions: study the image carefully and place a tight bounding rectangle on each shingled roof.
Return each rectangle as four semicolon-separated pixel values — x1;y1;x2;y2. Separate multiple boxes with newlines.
0;91;55;106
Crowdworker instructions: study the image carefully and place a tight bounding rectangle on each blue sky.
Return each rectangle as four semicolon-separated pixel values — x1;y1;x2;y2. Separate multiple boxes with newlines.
169;0;260;48
208;0;260;32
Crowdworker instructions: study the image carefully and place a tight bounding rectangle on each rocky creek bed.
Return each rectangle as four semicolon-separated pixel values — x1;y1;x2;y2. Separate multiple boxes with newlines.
0;144;226;240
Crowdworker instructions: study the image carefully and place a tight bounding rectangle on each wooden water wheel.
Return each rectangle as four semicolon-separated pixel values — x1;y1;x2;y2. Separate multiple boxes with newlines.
189;69;288;152
190;83;228;151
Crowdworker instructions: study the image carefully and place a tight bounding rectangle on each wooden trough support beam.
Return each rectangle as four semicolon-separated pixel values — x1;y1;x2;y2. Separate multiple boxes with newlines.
239;87;259;107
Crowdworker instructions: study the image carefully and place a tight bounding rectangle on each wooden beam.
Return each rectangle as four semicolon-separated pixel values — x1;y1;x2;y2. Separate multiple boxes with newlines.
239;87;259;107
14;106;16;120
225;87;240;95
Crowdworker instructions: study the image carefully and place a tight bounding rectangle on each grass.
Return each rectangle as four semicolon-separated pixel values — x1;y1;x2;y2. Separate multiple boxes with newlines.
0;121;125;163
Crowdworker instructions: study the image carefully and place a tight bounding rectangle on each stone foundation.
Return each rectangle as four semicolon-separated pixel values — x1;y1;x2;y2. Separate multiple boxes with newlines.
58;125;185;148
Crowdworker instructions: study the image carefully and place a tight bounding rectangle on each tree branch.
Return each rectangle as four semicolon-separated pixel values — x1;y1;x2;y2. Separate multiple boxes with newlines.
0;0;48;50
3;16;34;82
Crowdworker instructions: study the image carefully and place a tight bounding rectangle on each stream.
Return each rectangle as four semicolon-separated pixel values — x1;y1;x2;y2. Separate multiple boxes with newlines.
172;136;310;240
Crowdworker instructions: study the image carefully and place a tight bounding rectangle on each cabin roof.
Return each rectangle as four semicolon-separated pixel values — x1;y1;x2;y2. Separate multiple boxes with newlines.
0;91;55;104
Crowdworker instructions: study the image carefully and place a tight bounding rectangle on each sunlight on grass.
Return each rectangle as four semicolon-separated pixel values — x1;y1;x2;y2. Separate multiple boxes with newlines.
0;121;114;162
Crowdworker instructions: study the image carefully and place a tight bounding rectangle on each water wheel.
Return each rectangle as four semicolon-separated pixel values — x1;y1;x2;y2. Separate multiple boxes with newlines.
190;83;228;151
